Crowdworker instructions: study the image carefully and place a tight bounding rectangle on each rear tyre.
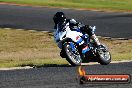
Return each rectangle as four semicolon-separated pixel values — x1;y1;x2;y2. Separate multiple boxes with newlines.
63;42;82;66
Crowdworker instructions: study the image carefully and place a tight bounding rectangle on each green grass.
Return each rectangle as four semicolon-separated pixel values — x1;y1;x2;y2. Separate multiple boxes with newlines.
0;28;131;68
0;29;68;67
0;0;132;11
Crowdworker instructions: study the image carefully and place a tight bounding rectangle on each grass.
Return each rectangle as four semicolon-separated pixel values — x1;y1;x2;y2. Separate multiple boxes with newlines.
0;28;68;67
0;28;131;68
0;0;132;11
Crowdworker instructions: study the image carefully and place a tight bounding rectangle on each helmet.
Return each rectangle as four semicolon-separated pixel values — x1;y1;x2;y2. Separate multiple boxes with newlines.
53;12;66;24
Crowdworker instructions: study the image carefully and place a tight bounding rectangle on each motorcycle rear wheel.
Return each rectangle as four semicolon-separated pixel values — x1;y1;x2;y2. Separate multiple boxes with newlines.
63;42;82;66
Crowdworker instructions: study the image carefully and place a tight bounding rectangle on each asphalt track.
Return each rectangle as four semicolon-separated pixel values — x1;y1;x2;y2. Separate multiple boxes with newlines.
0;4;132;88
0;62;132;88
0;4;132;38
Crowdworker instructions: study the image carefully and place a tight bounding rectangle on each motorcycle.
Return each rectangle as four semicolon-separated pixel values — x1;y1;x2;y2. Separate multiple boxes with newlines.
54;23;111;66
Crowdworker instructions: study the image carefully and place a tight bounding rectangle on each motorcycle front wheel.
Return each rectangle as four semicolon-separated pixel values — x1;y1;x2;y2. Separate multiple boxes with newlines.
63;42;82;66
97;45;111;65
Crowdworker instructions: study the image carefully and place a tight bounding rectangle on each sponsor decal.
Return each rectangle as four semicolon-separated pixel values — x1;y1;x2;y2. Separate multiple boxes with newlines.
76;36;84;45
82;45;90;54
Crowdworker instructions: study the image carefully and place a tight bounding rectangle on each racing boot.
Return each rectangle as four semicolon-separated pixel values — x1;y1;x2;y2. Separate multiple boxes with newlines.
60;50;66;58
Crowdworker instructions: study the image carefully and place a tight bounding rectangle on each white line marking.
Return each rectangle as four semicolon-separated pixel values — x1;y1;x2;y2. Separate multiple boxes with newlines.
81;60;132;65
4;28;11;30
0;66;33;71
28;30;37;32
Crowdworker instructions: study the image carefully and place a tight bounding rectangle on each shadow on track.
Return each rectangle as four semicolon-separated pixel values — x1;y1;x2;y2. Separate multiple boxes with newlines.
20;64;73;68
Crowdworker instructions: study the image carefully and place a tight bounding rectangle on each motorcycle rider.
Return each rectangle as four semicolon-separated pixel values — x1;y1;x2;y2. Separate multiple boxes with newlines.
53;12;100;57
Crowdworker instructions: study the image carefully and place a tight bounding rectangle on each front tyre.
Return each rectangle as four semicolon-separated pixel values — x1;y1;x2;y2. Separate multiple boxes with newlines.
63;42;82;66
97;45;111;65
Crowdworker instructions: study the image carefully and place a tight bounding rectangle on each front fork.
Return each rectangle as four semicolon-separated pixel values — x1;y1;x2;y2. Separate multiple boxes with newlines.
90;34;100;46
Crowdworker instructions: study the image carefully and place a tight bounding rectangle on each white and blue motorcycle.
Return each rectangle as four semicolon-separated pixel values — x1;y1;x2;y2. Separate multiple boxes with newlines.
54;23;111;66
